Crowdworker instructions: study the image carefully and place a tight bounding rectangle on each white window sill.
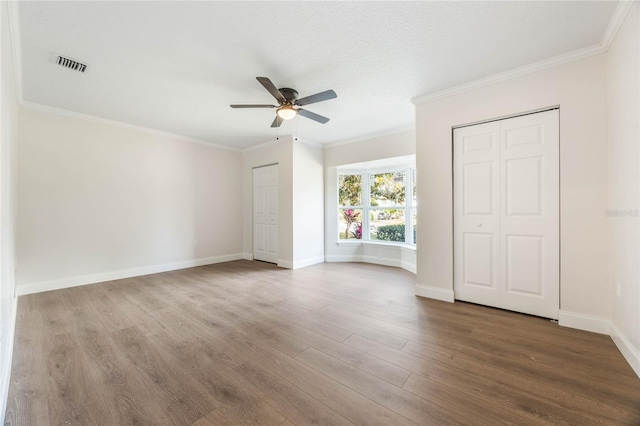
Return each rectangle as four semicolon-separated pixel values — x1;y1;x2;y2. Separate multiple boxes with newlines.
336;240;416;251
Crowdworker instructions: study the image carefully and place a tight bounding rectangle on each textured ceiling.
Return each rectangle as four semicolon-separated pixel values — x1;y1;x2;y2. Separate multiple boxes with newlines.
17;1;617;149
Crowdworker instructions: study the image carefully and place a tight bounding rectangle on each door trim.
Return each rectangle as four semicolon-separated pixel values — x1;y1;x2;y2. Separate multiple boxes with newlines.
452;106;559;130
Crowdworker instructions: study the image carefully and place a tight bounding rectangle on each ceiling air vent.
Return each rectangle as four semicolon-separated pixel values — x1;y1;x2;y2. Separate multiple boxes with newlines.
56;55;87;73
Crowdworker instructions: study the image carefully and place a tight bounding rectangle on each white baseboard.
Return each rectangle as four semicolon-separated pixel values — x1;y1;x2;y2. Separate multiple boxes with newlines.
415;284;455;303
292;256;325;269
558;310;611;335
277;259;293;269
325;254;416;274
242;252;253;260
17;253;244;295
0;297;17;425
361;255;401;268
325;255;358;262
610;323;640;378
401;260;417;274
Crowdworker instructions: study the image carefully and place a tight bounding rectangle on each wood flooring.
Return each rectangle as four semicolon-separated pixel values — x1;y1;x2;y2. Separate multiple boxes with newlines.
5;260;640;425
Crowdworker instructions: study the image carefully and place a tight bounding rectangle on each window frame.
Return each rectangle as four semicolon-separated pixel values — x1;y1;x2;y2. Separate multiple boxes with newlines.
338;165;416;245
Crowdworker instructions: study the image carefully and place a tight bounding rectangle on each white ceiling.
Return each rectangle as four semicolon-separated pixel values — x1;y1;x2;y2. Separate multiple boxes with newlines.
16;1;618;149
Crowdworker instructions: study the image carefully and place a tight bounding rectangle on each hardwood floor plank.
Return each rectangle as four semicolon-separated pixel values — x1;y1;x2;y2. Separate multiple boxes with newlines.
44;332;112;425
73;325;174;425
83;286;136;331
180;301;416;426
234;360;355;426
253;312;411;387
274;300;410;350
111;326;215;424
404;370;607;426
144;330;286;426
4;296;50;426
295;347;456;425
35;291;76;335
196;301;310;358
372;300;631;371
6;260;640;425
402;339;640;424
230;328;414;426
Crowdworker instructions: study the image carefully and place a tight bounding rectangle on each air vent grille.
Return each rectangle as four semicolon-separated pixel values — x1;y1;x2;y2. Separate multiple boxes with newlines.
56;55;87;73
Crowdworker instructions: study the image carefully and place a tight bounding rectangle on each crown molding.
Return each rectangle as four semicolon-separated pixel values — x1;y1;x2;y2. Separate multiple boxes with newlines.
411;44;605;105
324;125;415;149
412;2;634;106
242;135;298;153
294;136;324;149
602;1;634;51
20;101;240;151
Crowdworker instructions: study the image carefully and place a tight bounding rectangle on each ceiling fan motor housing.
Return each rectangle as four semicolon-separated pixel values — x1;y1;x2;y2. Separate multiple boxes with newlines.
278;88;299;103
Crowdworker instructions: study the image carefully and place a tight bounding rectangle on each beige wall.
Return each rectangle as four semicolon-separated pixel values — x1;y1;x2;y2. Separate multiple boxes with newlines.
607;2;640;376
17;107;243;294
414;54;610;323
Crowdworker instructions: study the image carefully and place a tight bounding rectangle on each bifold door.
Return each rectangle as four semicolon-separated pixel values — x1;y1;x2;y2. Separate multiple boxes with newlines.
253;164;278;264
453;109;559;319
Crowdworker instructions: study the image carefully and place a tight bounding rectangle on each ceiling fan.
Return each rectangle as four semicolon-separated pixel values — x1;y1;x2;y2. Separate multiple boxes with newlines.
231;77;337;128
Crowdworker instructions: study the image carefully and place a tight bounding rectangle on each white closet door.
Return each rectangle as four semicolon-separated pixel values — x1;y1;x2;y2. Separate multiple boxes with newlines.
454;109;559;319
500;110;559;319
253;164;278;263
454;121;501;308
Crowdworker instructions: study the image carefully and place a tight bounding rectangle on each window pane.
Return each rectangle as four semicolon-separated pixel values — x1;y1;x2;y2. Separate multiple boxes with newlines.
370;209;405;242
370;172;405;206
339;175;362;206
339;208;363;240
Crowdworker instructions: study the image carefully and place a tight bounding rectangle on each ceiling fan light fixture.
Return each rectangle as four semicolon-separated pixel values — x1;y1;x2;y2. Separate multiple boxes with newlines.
276;105;297;120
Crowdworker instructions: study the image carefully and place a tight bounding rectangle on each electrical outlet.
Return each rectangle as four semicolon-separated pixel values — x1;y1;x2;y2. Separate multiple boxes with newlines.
616;282;621;298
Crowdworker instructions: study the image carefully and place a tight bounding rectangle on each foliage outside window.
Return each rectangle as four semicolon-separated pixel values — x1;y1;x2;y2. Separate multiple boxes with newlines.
338;168;416;244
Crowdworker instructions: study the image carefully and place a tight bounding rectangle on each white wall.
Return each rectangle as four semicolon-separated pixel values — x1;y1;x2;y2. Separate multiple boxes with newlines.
17;107;244;294
607;2;640;377
0;0;19;419
414;55;610;329
324;130;417;272
242;137;294;266
292;141;325;268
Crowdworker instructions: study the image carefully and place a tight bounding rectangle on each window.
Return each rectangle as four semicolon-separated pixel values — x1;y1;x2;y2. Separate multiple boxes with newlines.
338;167;416;244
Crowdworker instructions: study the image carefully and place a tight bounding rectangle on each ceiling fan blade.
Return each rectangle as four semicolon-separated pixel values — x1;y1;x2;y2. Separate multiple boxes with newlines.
271;115;283;128
296;89;337;106
257;77;286;103
298;108;330;124
230;104;276;108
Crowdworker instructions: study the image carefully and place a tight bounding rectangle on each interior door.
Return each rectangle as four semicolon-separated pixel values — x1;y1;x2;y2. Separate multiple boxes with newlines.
499;110;559;319
454;121;501;308
454;109;559;319
253;164;278;263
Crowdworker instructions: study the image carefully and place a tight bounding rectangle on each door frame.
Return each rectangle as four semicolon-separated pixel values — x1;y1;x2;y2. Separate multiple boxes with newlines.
451;106;561;317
